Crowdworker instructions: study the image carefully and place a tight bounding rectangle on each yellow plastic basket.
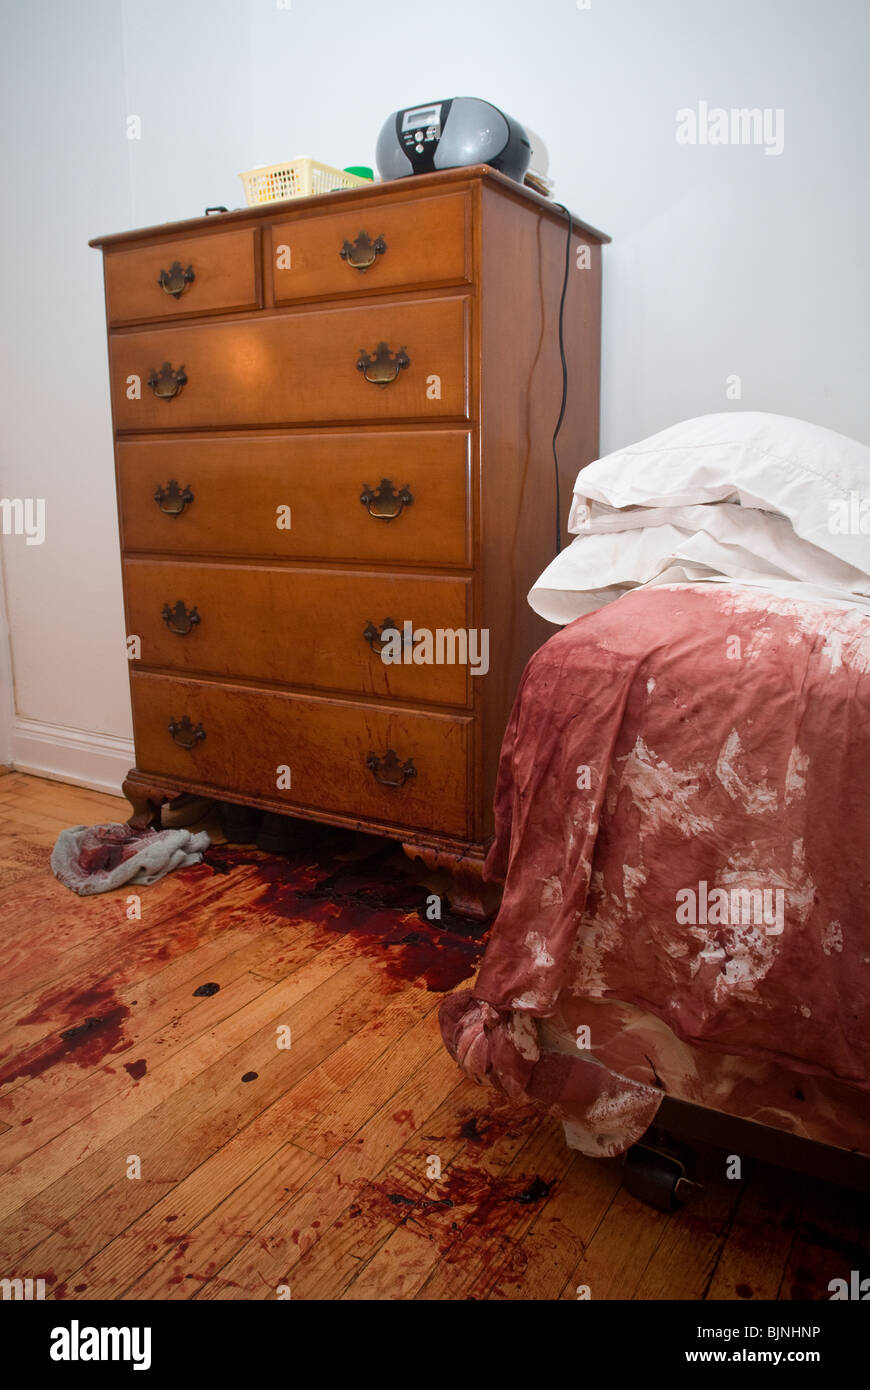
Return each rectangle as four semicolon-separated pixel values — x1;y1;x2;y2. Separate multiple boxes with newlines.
239;157;372;206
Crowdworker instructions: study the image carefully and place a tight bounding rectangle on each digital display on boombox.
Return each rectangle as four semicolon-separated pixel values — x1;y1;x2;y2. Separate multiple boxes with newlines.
402;106;441;131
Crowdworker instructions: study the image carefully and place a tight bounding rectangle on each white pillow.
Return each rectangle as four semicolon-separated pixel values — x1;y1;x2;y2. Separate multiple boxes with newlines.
571;413;870;575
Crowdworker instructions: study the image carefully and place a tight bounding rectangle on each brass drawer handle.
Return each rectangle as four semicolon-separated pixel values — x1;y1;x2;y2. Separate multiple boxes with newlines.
154;480;194;516
340;231;386;271
360;479;413;520
168;715;205;749
157;260;195;298
162;600;201;636
362;617;407;656
148;362;187;399
357;342;409;387
366;749;417;788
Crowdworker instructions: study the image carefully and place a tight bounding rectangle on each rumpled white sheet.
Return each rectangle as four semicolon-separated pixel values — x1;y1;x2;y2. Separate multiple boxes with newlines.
530;504;870;624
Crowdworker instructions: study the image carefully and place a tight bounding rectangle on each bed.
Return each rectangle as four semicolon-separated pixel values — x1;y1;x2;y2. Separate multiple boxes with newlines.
440;412;870;1197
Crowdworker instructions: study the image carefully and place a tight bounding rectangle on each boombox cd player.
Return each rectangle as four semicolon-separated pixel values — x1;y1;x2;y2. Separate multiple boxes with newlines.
375;97;532;183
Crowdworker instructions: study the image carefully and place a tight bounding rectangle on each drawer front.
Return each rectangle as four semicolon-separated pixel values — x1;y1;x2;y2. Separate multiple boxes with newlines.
131;672;470;837
270;192;470;304
110;297;469;430
104;229;261;325
125;560;473;707
117;432;471;566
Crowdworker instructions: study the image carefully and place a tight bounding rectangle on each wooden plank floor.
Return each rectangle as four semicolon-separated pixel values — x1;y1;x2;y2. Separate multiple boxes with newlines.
0;770;867;1301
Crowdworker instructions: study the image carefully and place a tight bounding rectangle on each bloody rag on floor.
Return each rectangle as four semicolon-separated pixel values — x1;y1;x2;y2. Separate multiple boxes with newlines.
51;822;209;895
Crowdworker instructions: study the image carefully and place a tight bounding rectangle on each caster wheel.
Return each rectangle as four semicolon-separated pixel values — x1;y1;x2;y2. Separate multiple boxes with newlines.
622;1142;703;1211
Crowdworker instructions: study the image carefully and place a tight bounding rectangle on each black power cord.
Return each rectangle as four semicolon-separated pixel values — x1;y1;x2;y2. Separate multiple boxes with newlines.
551;201;574;555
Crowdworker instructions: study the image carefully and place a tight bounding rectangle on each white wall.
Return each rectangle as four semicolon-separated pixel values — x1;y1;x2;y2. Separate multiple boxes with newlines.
0;558;14;766
1;0;868;788
249;0;870;446
0;0;254;788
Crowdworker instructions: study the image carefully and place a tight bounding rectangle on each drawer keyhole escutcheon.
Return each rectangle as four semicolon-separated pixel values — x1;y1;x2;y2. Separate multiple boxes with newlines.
357;342;410;387
154;480;194;516
168;715;205;749
157;260;195;298
148;362;187;399
360;479;413;520
362;618;408;656
339;231;387;271
366;749;417;788
162;600;201;636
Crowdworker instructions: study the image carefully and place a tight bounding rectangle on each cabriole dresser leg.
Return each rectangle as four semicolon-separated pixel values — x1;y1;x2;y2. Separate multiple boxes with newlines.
401;842;498;922
122;772;171;830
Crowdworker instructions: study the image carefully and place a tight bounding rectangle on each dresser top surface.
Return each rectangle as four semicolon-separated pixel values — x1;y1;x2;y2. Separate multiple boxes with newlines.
89;164;610;251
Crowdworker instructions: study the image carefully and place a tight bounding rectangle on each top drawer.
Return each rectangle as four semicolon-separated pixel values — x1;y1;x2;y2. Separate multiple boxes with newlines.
104;228;261;326
270;192;471;304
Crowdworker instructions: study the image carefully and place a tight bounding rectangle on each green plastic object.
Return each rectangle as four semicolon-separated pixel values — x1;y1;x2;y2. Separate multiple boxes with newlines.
344;165;374;181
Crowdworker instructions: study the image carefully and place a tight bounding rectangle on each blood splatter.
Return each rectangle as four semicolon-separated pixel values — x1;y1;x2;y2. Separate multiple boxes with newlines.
124;1059;147;1081
512;1177;553;1204
241;1071;258;1083
2;983;130;1086
60;1017;105;1043
201;840;489;992
193;982;220;997
456;1110;532;1151
363;1166;556;1244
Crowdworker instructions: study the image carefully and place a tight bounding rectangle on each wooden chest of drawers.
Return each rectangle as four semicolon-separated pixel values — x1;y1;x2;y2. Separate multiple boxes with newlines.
90;166;606;916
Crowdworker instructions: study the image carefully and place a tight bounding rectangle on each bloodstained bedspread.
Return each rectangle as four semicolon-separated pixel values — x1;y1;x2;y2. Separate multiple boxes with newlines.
440;583;870;1157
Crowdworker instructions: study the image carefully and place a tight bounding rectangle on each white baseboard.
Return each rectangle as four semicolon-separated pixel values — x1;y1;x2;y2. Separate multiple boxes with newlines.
12;718;134;796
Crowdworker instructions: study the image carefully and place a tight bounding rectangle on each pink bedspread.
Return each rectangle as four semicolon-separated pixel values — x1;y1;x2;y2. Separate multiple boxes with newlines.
440;583;870;1156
